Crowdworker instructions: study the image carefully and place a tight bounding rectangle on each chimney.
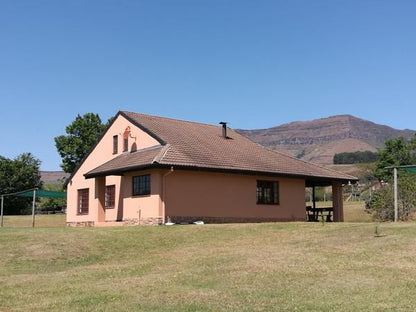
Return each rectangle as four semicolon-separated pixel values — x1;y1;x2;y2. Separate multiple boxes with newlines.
219;122;227;138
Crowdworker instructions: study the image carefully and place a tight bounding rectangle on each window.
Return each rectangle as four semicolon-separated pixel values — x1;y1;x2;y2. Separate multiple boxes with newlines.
123;137;128;152
105;185;115;208
133;174;151;196
77;188;89;214
123;127;130;152
113;135;118;154
256;180;279;205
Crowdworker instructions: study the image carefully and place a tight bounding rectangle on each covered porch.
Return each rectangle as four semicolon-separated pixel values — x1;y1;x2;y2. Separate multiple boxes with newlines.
305;180;346;222
90;171;165;226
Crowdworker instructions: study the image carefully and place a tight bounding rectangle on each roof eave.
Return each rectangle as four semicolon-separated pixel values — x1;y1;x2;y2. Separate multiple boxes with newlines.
84;163;159;179
153;164;358;183
84;162;357;184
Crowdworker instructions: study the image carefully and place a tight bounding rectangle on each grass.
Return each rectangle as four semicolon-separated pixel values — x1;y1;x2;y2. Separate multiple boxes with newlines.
1;214;66;228
308;200;372;222
344;201;372;222
1;220;416;311
2;201;370;228
305;200;372;222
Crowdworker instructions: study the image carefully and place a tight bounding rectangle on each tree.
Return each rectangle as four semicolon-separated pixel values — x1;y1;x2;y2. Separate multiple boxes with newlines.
0;153;42;215
366;135;416;221
374;137;415;182
55;113;110;173
366;176;416;221
397;175;416;220
365;186;394;221
333;151;377;164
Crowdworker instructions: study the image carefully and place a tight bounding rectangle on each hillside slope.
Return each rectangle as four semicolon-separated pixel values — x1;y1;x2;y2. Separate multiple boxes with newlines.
40;171;69;184
238;115;415;164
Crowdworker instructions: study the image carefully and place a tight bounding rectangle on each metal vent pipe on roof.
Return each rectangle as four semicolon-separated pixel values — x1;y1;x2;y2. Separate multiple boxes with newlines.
219;122;227;138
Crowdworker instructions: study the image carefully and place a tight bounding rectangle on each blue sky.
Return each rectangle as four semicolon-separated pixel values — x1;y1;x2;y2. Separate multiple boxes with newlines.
1;0;415;171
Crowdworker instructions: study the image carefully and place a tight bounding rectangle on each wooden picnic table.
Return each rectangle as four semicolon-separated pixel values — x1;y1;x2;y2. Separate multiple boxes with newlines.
306;206;333;222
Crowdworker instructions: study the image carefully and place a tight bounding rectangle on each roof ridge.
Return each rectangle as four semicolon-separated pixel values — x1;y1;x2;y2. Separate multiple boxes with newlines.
152;144;171;163
121;110;225;129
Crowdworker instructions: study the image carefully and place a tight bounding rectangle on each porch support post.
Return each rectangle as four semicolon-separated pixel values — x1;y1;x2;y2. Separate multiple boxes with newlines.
312;185;316;209
95;177;106;222
332;182;344;222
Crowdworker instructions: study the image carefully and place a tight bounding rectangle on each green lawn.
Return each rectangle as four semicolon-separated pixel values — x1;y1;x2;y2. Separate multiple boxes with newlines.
2;201;370;228
344;201;372;222
1;214;66;228
1;221;416;311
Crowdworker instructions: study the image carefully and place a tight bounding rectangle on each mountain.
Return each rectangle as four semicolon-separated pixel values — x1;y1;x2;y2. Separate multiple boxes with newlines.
237;115;416;164
40;171;69;184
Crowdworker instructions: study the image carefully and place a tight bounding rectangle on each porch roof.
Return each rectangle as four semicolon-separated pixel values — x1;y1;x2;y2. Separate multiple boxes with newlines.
85;145;165;177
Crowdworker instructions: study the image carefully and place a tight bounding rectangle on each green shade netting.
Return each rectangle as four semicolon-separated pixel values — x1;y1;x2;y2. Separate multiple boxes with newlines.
404;167;416;173
16;190;66;198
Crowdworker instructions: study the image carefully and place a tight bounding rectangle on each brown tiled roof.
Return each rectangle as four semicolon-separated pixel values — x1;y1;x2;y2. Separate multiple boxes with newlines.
85;145;165;177
85;111;357;183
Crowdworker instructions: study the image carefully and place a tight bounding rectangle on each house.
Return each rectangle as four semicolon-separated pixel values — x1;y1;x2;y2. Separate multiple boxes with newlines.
65;111;358;227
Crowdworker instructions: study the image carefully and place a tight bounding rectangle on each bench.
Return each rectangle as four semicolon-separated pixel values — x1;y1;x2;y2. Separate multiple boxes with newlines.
306;206;333;222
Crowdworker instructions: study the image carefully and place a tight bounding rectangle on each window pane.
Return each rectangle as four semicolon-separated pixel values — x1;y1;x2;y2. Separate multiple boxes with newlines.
105;185;115;208
123;127;130;152
123;138;128;152
273;182;279;204
78;188;89;214
113;135;118;154
133;175;151;196
256;180;279;205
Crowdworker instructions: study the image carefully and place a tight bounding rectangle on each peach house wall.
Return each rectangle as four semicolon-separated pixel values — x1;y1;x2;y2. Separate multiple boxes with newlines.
164;170;306;222
120;170;163;222
66;115;160;224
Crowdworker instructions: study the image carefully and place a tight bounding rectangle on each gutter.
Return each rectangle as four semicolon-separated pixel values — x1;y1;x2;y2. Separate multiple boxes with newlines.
161;166;174;224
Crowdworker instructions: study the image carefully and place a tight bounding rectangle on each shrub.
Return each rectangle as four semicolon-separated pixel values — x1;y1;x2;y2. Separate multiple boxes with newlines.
366;176;416;221
365;187;394;221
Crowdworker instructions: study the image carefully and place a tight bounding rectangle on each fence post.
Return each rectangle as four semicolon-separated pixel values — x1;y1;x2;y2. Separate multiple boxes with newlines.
394;167;398;222
1;195;4;227
32;189;36;228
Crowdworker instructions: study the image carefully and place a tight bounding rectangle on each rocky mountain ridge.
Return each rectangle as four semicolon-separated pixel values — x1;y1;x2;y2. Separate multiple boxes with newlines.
238;115;415;164
40;171;69;184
